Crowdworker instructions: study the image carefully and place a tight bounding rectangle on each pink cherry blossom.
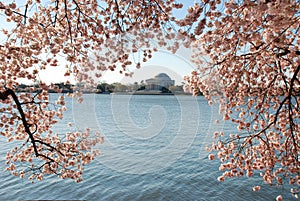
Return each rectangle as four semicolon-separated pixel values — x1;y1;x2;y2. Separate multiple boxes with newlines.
183;0;300;198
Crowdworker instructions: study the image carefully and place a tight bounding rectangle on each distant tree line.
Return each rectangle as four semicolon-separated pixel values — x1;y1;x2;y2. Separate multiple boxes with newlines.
15;82;189;94
16;83;74;93
96;81;186;94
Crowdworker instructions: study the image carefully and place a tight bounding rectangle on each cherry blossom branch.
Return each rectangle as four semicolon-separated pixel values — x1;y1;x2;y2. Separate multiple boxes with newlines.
0;88;39;155
64;0;74;45
23;4;28;25
0;88;65;162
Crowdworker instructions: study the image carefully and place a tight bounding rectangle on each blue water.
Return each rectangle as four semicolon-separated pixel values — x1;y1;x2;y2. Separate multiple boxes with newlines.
0;94;297;200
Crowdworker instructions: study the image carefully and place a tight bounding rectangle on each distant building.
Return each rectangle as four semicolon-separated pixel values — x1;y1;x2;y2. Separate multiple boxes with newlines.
145;73;175;90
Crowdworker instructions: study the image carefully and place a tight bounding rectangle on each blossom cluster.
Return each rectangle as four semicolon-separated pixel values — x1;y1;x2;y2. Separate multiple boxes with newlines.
1;87;104;182
184;0;300;198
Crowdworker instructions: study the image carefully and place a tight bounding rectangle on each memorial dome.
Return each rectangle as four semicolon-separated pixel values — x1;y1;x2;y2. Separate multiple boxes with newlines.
154;73;172;80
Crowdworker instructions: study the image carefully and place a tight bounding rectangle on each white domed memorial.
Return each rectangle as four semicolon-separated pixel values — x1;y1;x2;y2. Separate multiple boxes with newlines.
145;73;175;90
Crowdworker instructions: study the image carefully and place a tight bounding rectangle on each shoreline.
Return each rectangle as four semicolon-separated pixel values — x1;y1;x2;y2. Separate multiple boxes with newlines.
110;91;193;96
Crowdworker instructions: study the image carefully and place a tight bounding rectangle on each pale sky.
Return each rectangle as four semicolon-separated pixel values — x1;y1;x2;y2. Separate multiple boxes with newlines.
34;46;196;85
98;48;196;85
